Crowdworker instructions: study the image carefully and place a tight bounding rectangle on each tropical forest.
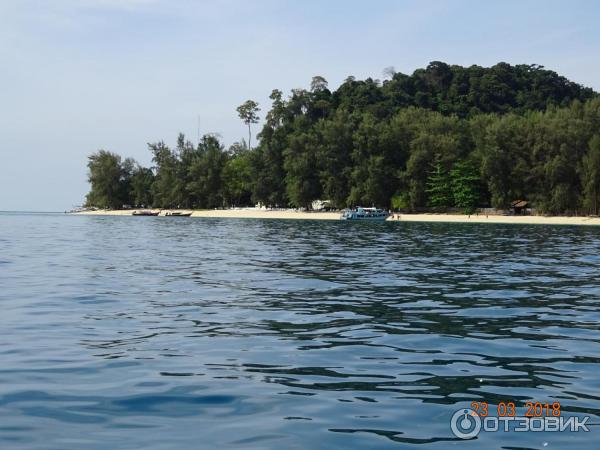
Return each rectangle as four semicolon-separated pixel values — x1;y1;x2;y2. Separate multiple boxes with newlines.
84;61;600;215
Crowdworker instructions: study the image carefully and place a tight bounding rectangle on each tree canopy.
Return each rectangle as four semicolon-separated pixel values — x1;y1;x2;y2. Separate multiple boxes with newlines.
85;61;600;215
236;100;260;150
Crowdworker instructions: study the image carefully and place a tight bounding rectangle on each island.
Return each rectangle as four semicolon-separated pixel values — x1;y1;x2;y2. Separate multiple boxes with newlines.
80;62;600;224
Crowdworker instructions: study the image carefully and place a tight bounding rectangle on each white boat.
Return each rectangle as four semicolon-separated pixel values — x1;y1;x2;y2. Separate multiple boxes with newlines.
340;207;389;221
132;210;160;216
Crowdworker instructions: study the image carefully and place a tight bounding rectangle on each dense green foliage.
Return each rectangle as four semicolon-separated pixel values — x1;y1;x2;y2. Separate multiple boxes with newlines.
85;151;136;209
85;61;600;214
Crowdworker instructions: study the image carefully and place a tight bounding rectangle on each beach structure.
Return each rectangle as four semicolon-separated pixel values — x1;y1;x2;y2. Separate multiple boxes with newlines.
511;200;529;215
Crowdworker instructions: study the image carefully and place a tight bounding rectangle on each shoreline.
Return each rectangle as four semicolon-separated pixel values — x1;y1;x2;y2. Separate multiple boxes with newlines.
72;209;600;226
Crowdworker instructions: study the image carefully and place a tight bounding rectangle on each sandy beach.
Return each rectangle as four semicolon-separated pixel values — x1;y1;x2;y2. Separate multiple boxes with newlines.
72;209;600;226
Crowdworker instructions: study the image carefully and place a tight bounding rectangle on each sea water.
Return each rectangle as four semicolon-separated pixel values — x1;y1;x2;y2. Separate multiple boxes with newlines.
1;212;599;449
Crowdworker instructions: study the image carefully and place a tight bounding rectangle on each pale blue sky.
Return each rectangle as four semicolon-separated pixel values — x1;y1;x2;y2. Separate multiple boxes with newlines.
1;0;599;211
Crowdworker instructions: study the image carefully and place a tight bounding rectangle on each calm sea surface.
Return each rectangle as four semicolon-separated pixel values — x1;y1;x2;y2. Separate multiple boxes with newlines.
1;212;600;449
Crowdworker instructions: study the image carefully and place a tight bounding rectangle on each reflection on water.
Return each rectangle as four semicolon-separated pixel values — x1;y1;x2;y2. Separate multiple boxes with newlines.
0;213;599;449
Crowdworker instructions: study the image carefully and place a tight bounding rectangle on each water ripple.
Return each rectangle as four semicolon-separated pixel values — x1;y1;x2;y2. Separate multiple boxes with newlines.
0;213;599;449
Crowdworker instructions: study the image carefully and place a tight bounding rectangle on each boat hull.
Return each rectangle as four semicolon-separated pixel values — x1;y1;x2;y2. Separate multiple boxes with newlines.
165;212;192;217
340;215;387;221
132;211;160;216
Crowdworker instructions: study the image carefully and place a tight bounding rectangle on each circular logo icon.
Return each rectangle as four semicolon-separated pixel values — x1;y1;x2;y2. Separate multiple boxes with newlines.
450;408;481;439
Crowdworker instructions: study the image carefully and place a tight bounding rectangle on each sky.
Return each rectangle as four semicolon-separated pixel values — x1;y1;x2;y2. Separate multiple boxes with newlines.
1;0;600;211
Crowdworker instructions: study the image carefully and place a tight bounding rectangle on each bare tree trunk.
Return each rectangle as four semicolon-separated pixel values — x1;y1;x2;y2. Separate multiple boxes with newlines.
248;123;252;151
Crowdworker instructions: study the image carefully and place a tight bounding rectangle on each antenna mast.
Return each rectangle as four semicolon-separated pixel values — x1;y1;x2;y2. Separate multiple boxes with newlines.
197;115;201;145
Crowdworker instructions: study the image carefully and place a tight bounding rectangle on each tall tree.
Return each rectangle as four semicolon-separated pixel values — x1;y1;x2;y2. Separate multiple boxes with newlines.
283;129;322;209
237;100;260;150
310;76;328;93
581;135;600;215
317;110;355;208
425;157;452;209
150;141;182;208
129;166;155;207
450;160;481;213
85;150;131;209
252;92;289;207
222;151;253;207
348;113;395;207
187;135;228;208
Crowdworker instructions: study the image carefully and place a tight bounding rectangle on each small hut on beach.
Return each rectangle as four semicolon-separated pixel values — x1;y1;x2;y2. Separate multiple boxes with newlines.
511;200;529;215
